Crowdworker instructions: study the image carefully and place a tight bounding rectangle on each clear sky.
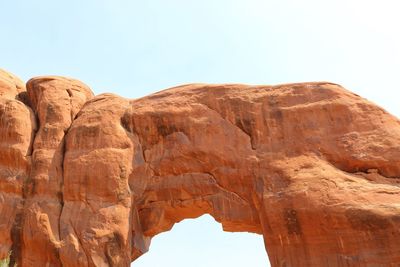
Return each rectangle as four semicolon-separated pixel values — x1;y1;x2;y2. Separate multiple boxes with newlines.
1;1;399;266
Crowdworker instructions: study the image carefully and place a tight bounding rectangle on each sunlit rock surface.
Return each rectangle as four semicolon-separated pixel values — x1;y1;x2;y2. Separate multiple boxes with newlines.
0;69;399;266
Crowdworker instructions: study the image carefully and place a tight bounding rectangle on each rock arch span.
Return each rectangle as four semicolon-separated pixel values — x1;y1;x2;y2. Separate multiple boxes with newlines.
0;69;399;266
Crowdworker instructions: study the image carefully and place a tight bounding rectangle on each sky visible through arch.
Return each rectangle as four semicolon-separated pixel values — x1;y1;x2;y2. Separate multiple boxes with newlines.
134;215;269;267
1;1;399;266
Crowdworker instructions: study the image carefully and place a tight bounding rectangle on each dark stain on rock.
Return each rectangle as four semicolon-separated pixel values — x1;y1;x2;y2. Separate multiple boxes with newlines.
156;124;177;138
284;209;302;235
77;125;99;139
271;109;283;122
146;114;178;138
235;117;254;137
10;210;23;266
345;209;390;231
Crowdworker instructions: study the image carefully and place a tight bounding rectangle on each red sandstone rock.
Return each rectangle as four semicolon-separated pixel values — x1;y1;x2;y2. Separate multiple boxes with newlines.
0;70;399;267
0;69;36;261
22;76;93;266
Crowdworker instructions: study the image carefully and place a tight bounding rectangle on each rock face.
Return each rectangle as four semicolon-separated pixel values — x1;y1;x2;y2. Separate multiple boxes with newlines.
0;69;399;267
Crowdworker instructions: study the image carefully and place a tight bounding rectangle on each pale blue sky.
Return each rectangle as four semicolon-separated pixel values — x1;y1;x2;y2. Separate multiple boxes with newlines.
1;1;399;266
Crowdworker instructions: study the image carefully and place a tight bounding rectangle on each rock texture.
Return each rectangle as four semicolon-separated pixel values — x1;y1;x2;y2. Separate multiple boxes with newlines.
0;69;399;267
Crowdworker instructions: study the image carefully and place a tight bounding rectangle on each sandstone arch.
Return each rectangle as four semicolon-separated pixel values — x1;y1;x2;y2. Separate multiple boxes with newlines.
0;69;399;266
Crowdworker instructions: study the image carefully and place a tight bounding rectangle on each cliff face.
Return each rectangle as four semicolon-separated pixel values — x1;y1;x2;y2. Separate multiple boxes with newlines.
0;69;399;267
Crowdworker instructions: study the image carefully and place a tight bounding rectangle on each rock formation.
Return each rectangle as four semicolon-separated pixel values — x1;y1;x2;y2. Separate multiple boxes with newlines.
0;68;399;267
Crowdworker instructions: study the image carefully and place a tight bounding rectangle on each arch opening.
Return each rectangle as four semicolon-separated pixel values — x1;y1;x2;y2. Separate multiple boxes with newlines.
132;214;270;267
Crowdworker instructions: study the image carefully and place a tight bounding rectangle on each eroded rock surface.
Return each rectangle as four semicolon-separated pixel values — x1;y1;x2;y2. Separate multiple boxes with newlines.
0;69;399;267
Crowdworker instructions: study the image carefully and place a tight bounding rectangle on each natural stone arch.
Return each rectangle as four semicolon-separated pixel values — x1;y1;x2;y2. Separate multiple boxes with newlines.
59;89;264;266
1;69;400;266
